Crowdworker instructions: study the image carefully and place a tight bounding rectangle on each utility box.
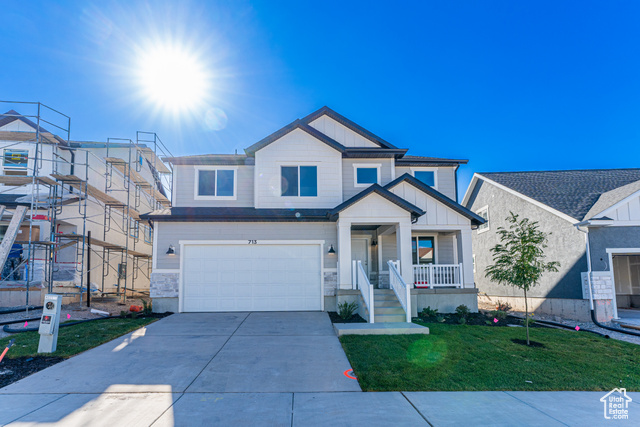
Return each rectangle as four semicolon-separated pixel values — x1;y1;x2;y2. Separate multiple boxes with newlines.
38;294;62;353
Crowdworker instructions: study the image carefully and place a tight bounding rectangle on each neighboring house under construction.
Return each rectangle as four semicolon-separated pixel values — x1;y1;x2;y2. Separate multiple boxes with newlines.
0;102;172;307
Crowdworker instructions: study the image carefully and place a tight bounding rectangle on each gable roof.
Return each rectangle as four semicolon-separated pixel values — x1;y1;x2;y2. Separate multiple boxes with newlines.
476;169;640;221
328;183;425;221
584;179;640;220
385;174;485;226
301;106;398;149
0;110;67;145
244;119;345;155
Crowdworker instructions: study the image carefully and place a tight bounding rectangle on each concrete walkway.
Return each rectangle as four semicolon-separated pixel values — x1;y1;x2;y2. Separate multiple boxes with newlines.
0;312;638;426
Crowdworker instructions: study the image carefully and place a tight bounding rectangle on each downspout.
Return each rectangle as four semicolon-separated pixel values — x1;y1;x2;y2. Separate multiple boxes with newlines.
575;224;640;337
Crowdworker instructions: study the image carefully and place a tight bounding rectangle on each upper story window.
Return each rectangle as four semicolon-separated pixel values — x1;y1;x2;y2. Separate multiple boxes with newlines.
476;206;489;233
3;149;29;181
354;164;381;187
414;170;436;187
281;166;317;197
195;167;237;200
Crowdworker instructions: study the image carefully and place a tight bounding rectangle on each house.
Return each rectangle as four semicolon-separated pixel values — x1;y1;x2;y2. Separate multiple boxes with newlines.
463;168;640;322
0;107;171;305
144;107;484;321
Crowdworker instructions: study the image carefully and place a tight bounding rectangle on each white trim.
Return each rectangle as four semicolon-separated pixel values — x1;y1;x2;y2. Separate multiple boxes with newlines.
152;268;180;273
353;163;382;187
323;267;338;272
465;173;579;223
476;205;490;234
410;224;469;231
605;248;640;254
152;223;159;271
179;244;185;312
410;167;438;190
461;175;479;206
193;166;238;201
172;165;178;205
592;187;640;220
179;239;325;246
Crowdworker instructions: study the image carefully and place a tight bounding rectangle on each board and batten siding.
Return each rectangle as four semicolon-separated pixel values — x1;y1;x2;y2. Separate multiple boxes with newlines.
155;221;338;270
254;128;342;208
395;166;457;200
598;192;640;222
389;182;469;226
342;158;394;200
308;115;379;148
172;164;255;207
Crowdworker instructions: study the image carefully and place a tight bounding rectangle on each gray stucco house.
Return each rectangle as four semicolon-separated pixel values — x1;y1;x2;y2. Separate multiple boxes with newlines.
142;107;484;322
463;169;640;322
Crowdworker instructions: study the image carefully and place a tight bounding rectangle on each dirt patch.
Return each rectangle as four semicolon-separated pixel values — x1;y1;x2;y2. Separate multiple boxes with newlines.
328;312;367;324
511;338;546;348
0;356;65;389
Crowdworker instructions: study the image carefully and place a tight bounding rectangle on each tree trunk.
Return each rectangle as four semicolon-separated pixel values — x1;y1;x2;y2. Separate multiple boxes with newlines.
524;288;530;345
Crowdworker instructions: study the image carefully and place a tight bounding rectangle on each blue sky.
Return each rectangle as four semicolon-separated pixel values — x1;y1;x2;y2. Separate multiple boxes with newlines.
1;1;639;199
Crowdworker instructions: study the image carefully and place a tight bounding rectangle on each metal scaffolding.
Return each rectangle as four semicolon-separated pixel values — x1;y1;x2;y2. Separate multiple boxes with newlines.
0;101;172;309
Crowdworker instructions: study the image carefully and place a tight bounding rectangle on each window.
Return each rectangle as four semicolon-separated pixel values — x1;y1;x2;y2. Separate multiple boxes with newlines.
412;236;435;265
281;166;317;197
414;171;435;187
3;150;28;169
195;168;236;199
354;164;381;187
129;219;139;238
143;225;153;244
477;206;489;233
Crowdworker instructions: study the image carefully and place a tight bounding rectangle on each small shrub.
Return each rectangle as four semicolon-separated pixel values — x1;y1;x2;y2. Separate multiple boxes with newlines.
455;304;470;319
458;316;467;325
120;310;128;318
338;301;359;320
436;314;445;323
495;301;512;312
524;315;536;327
489;310;507;321
420;306;439;320
142;300;153;316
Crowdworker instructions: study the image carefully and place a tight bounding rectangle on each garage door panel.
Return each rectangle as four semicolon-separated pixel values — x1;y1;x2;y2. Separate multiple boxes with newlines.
182;244;321;312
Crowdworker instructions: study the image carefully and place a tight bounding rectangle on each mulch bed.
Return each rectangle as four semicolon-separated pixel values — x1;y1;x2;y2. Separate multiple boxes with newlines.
328;312;367;324
0;356;64;389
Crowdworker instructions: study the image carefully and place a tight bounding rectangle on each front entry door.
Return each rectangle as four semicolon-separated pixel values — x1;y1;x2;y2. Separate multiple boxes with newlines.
351;238;370;276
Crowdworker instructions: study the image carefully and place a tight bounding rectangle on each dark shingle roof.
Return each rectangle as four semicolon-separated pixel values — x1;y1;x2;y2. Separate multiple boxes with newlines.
141;207;332;222
328;184;425;221
244;120;346;155
480;169;640;221
396;155;468;166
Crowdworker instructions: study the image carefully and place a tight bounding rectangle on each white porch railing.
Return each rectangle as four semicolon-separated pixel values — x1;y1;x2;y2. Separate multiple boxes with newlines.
353;260;374;323
413;263;463;288
388;260;411;323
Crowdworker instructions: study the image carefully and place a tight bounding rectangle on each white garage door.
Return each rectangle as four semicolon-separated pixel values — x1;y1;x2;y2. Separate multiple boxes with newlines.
182;243;322;312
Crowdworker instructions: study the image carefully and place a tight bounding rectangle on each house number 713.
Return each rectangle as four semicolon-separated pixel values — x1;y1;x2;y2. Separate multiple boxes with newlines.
248;240;257;244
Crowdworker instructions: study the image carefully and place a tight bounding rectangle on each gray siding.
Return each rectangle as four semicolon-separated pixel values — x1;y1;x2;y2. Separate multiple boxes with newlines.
466;180;586;299
155;221;337;269
173;165;254;207
380;233;397;271
588;226;640;269
395;166;457;200
437;234;455;264
342;159;394;201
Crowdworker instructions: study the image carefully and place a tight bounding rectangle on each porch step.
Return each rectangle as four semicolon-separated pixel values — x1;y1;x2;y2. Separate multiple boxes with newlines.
374;296;401;305
374;313;407;323
375;306;405;315
334;322;429;336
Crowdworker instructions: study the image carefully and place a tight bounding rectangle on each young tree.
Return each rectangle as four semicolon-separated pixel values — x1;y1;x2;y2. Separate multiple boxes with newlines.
485;212;560;345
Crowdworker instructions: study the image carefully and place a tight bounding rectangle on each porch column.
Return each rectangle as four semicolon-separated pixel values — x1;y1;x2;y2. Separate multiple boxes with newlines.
337;219;353;289
395;219;413;285
460;228;474;288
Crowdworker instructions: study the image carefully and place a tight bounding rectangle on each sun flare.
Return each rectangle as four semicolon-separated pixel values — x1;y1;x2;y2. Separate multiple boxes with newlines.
137;44;209;112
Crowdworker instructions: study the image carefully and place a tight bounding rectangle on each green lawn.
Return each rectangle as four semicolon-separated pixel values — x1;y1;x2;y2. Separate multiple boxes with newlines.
340;322;640;391
0;317;158;358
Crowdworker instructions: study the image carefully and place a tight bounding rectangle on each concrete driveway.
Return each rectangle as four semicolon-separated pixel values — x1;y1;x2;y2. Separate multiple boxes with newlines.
1;312;637;426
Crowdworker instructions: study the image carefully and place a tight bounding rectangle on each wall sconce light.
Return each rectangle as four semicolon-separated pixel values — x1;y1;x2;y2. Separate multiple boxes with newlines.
327;244;336;254
166;244;176;255
371;240;378;247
